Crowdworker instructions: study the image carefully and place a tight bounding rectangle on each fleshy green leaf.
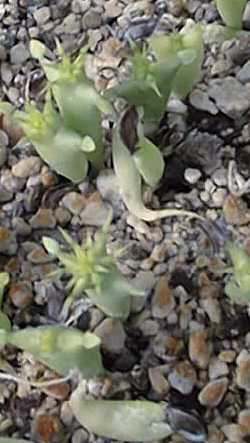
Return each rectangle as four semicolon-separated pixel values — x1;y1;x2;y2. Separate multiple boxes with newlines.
86;269;144;320
133;137;164;187
4;326;103;377
215;0;247;29
34;128;89;182
70;389;172;442
106;49;180;126
42;237;60;256
0;312;11;333
29;39;46;60
80;136;96;153
149;21;204;99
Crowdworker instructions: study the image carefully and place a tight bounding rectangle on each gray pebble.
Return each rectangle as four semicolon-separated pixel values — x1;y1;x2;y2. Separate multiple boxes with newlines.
208;77;250;119
189;89;218;115
82;9;102;29
33;6;51;25
237;60;250;84
10;43;29;65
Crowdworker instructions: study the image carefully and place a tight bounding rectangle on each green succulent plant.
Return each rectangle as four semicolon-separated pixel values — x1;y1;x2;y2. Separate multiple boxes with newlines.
42;214;144;319
108;21;204;128
0;325;103;377
225;242;250;303
112;107;204;222
30;39;112;171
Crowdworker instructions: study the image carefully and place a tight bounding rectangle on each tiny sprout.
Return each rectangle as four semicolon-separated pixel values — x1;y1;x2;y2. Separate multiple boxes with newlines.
43;212;144;319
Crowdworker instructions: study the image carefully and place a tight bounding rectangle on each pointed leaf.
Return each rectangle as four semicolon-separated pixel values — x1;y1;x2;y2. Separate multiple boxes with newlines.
70;391;172;442
215;0;247;29
29;39;46;60
6;326;103;377
33;128;89;182
133;137;164;187
0;312;11;333
42;237;60;256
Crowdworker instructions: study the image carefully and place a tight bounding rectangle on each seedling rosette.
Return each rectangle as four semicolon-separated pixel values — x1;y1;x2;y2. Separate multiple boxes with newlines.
42;213;144;319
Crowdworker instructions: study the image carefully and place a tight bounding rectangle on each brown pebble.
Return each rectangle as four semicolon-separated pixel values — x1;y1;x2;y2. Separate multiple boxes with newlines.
238;409;250;435
8;281;33;308
32;414;63;443
189;330;211;369
198;377;228;407
152;276;175;319
29;208;56;229
42;381;70;400
148;367;169;396
236;350;250;391
223;194;250;225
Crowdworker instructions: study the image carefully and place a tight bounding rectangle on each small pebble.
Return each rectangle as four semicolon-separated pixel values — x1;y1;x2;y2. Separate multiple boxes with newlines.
8;280;33;308
168;360;197;394
189;330;211;369
236;350;250;391
29;208;56;229
152;276;175;319
95;319;126;354
12;156;41;178
198;377;228;407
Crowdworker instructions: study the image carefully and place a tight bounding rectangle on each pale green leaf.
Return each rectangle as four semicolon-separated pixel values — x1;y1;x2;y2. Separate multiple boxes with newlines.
80;136;96;153
215;0;247;29
42;237;60;256
70;390;172;442
29;39;46;60
33;128;89;182
5;326;103;377
133;137;164;187
0;312;11;333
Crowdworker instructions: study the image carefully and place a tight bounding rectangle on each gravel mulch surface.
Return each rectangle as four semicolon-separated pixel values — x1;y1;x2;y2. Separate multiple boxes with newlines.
1;0;250;442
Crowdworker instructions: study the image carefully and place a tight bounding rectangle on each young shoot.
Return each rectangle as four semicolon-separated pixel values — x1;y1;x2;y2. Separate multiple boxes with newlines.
42;213;144;319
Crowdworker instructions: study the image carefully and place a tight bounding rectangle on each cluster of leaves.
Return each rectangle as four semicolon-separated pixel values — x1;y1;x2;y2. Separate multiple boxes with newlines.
0;20;204;223
42;212;144;319
0;40;112;182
